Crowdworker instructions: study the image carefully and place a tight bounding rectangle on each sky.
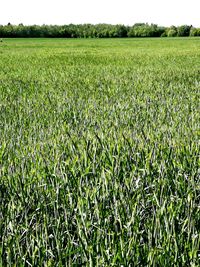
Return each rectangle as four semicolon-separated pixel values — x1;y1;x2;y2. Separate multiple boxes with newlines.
1;0;200;27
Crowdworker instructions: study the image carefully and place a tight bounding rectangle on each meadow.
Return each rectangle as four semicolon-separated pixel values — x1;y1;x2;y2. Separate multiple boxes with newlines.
0;38;199;266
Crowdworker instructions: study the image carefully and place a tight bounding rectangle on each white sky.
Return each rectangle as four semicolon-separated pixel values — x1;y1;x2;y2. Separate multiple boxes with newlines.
1;0;200;27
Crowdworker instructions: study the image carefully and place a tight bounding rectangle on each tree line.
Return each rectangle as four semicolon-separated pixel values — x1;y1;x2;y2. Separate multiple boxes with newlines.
0;23;200;38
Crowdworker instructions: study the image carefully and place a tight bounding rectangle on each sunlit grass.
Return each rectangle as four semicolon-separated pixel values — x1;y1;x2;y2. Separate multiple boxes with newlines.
0;38;200;266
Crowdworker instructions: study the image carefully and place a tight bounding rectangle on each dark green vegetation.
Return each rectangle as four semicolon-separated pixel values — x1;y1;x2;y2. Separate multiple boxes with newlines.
1;23;200;38
0;38;200;266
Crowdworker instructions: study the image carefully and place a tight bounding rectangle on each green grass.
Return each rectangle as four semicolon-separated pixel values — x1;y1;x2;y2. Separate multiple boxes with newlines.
0;38;200;266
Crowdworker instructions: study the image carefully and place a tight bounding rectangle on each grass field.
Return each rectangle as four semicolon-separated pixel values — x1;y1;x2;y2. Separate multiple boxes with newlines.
0;38;200;266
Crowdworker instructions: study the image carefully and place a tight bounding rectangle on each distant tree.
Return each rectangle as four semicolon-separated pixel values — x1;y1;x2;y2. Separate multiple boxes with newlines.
177;25;192;36
167;26;177;37
127;23;164;37
190;27;197;36
0;23;197;38
133;23;146;27
161;31;167;37
190;27;200;36
127;26;135;37
115;25;128;37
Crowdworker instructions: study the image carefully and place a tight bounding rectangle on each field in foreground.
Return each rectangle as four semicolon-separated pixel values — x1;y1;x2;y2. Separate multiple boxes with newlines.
0;38;200;266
